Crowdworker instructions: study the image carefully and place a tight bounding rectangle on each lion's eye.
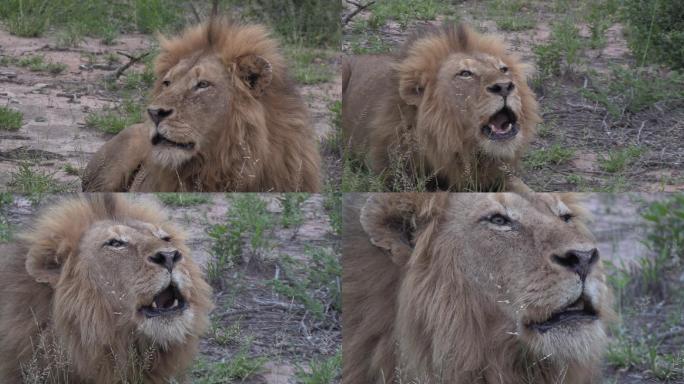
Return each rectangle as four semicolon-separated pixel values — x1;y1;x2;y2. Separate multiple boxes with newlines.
162;80;171;87
104;239;126;248
161;235;172;242
458;70;473;78
560;213;574;223
196;80;210;89
500;66;509;74
488;214;511;226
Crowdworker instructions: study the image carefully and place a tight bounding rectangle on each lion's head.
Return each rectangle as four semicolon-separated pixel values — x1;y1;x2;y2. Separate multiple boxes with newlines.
6;194;213;382
344;193;613;383
146;19;282;169
396;24;541;170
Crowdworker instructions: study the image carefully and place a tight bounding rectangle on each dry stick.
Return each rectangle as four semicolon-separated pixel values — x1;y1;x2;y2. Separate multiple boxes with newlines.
108;51;150;81
189;1;202;24
343;0;376;26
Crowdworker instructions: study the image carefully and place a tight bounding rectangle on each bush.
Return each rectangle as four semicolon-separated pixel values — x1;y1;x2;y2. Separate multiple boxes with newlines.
623;0;684;69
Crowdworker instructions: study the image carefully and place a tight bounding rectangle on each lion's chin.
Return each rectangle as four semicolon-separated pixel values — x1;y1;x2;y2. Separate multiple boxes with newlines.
149;146;195;169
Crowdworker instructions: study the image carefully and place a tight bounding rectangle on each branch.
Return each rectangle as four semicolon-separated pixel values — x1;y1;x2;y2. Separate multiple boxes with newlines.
107;51;150;81
189;1;201;24
343;0;375;26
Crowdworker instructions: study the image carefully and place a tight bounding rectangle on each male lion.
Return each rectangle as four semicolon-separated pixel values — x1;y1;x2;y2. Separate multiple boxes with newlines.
83;19;321;192
342;24;541;191
343;193;614;383
0;194;213;383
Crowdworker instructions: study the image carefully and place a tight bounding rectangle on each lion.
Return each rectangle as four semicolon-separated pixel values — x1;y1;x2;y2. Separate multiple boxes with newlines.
342;24;541;191
343;193;615;383
0;194;213;383
82;18;321;192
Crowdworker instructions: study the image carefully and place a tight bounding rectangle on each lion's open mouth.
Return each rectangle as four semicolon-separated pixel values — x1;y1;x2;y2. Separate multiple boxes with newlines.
140;284;187;318
151;133;195;150
482;107;519;141
527;296;598;333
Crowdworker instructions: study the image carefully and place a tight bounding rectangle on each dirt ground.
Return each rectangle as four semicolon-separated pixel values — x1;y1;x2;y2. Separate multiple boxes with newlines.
0;27;341;191
2;193;340;384
341;0;684;192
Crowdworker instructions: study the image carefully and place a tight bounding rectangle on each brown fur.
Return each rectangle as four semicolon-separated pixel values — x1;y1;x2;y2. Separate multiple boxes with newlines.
0;194;213;383
343;193;614;383
342;24;541;191
83;18;321;192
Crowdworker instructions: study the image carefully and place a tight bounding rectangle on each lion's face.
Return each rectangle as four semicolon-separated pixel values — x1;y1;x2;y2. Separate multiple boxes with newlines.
432;193;610;361
76;219;199;345
432;53;526;158
146;51;273;169
146;54;231;168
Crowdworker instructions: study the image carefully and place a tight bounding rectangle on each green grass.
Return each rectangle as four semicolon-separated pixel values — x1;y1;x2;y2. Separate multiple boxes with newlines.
365;0;451;30
284;45;336;85
269;246;341;321
598;146;643;173
6;55;68;75
295;353;342;384
582;66;684;118
0;194;13;243
8;163;65;202
0;107;23;131
533;17;584;78
524;144;575;170
156;193;211;207
85;99;144;134
280;193;309;228
55;23;85;48
323;191;342;236
193;351;267;383
623;0;684;69
488;0;536;31
348;34;393;55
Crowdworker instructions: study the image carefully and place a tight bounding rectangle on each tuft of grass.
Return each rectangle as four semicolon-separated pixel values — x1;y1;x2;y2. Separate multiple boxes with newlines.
598;146;643;173
323;191;342;236
623;0;684;69
582;66;684;118
348;34;393;55
534;17;583;79
55;23;84;49
0;193;13;243
280;193;309;229
156;193;211;207
8;163;65;202
0;107;23;131
284;45;335;85
62;163;80;176
193;351;267;383
269;246;341;321
295;353;342;384
488;0;535;31
85;99;144;134
12;55;67;75
365;0;451;30
524;144;575;170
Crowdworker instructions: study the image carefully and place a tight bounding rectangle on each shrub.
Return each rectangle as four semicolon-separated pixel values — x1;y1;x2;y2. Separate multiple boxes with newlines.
623;0;684;69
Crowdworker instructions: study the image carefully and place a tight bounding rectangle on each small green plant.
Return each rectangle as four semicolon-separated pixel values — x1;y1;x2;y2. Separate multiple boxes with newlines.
209;318;242;347
280;193;309;228
193;350;267;383
323;191;342;236
55;23;84;49
8;163;65;202
0;193;13;243
295;353;342;384
534;17;584;78
156;193;211;207
524;144;575;170
488;0;535;31
62;163;80;176
0;107;23;131
284;45;335;85
599;146;643;173
85;99;144;134
269;246;341;321
366;0;450;30
15;55;67;75
623;0;684;69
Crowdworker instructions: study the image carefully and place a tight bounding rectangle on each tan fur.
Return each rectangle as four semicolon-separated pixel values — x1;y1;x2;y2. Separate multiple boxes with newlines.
342;24;541;191
83;18;321;192
343;193;614;383
0;194;213;383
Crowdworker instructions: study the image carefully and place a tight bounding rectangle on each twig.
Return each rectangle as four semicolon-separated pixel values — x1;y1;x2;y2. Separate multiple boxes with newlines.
107;51;150;81
189;1;201;23
343;0;375;26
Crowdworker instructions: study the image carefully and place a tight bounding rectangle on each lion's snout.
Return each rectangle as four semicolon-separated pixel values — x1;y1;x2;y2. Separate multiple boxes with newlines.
148;249;182;273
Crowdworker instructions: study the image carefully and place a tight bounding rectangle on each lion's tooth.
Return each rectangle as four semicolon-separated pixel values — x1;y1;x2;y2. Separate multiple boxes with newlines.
151;301;158;309
173;299;179;308
507;123;512;130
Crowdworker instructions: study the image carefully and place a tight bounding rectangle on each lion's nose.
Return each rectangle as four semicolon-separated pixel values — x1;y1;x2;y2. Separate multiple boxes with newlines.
147;107;174;126
149;250;182;272
552;248;599;281
486;81;515;97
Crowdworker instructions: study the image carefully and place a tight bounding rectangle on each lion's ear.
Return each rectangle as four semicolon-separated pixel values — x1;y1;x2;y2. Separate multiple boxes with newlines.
398;71;424;106
359;194;423;266
236;55;273;97
25;240;70;287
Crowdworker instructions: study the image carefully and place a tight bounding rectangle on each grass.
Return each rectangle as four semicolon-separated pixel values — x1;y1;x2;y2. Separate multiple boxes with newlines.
193;351;267;383
365;0;451;30
55;23;84;49
487;0;536;31
85;99;144;134
295;353;342;384
0;107;23;131
206;194;273;287
0;194;13;243
284;45;336;85
524;144;575;170
533;16;584;80
323;191;342;236
582;66;684;118
280;193;309;229
3;55;68;75
8;163;65;202
599;146;643;173
156;193;211;207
